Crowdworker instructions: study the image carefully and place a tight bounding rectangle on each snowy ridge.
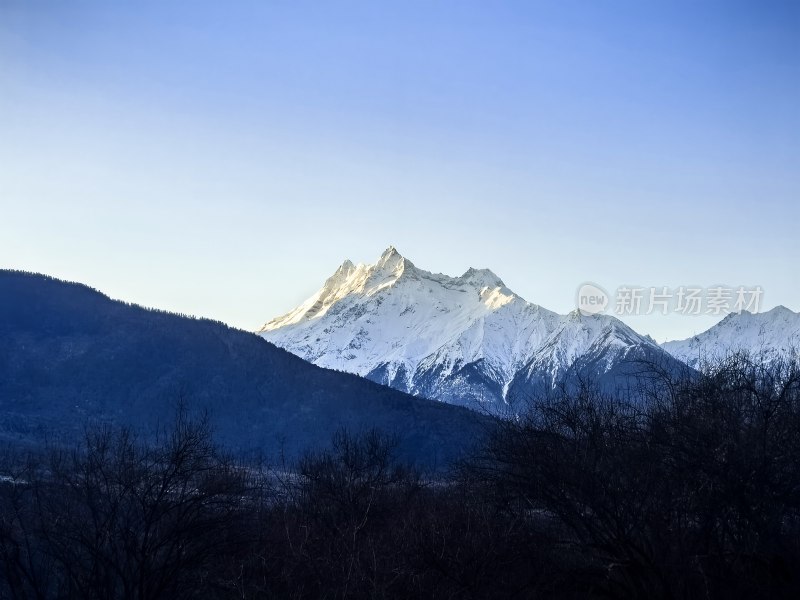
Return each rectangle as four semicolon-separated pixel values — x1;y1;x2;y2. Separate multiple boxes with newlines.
259;247;673;413
260;247;559;385
662;306;800;368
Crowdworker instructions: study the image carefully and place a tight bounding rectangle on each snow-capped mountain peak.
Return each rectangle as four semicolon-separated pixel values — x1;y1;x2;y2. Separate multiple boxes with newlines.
662;305;800;368
460;267;505;289
259;247;680;413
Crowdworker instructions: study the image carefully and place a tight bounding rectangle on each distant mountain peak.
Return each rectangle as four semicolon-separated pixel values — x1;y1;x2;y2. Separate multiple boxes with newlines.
662;305;800;368
372;245;415;279
324;259;357;288
380;244;400;260
460;267;505;289
566;308;583;321
338;258;356;272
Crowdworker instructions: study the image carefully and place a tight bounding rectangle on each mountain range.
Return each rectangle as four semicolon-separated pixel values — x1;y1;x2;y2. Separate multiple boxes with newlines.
261;247;798;413
260;247;691;413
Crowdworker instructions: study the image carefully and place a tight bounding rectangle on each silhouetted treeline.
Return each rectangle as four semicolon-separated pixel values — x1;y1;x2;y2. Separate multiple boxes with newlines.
1;354;799;599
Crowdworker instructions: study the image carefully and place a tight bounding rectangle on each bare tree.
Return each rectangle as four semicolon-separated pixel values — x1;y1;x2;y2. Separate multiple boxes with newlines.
0;411;261;600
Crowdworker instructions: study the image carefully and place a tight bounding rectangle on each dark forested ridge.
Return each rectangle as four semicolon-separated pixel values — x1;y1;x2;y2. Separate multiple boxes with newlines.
0;270;488;464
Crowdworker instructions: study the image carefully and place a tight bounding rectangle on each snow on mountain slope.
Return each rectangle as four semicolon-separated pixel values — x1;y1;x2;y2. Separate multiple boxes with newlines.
507;310;686;407
662;306;800;368
259;247;679;413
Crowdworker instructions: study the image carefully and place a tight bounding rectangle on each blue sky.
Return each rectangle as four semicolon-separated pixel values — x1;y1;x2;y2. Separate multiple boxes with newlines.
1;0;798;341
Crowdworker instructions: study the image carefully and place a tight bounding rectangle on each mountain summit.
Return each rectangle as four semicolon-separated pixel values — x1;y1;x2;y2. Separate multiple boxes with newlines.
259;247;682;413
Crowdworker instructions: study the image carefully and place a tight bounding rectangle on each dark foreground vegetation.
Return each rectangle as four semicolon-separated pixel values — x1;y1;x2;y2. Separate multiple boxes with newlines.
1;354;799;599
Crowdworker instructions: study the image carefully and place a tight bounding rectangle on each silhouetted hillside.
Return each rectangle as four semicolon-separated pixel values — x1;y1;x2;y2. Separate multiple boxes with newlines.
0;270;489;465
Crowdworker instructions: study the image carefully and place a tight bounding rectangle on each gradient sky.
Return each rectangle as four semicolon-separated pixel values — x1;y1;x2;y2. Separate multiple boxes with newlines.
1;0;798;342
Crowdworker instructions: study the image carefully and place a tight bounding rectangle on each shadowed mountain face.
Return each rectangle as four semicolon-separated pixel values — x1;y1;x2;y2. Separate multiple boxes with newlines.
506;317;691;409
260;247;691;414
0;270;489;466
